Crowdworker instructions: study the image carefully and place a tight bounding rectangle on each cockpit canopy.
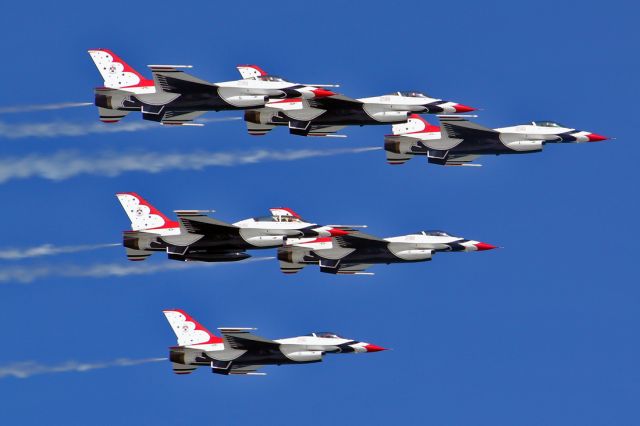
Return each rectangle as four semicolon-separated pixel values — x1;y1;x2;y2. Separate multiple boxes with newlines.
254;215;302;223
387;91;429;98
531;121;567;128
251;75;286;82
307;332;344;339
421;230;452;237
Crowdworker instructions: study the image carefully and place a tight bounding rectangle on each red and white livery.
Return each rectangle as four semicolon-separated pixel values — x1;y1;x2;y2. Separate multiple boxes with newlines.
116;192;361;262
163;309;386;376
88;49;337;125
384;115;610;166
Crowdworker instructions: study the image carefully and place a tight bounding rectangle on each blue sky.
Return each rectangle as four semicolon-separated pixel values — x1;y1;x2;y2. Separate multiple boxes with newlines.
0;1;638;425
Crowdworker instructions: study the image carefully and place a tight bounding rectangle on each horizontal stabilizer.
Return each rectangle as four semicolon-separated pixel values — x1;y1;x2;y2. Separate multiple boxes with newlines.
246;121;275;136
172;363;196;375
98;107;129;124
386;151;413;165
125;247;153;261
279;260;305;275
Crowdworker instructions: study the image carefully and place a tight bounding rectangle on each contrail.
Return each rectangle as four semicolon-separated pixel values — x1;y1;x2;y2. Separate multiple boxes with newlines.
0;116;240;139
0;243;120;260
0;256;275;284
0;357;167;379
0;102;93;114
0;147;381;184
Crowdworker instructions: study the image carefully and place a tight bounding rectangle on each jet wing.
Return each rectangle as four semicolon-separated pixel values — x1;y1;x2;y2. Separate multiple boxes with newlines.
210;360;267;376
174;211;240;238
149;65;216;93
438;116;498;140
306;125;346;137
160;110;207;126
444;154;481;167
333;231;389;249
336;263;374;275
218;328;280;351
306;94;363;110
227;364;266;376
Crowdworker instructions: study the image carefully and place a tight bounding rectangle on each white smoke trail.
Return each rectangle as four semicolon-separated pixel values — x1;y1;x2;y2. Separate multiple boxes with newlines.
0;147;381;184
0;357;167;379
0;116;240;138
0;102;93;114
0;243;120;260
0;256;275;284
0;120;150;138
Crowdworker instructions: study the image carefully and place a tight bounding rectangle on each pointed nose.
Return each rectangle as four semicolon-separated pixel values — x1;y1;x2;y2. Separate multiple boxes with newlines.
587;133;608;142
474;242;497;251
364;344;388;353
453;104;476;113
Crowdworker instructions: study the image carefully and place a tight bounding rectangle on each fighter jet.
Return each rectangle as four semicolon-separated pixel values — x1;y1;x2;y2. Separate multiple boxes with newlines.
116;192;360;262
163;309;386;376
278;230;496;275
88;49;336;125
384;114;610;166
243;81;475;137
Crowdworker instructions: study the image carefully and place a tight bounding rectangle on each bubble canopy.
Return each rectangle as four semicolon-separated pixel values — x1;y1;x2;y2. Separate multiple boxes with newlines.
307;332;344;339
386;91;429;98
250;75;285;82
421;230;452;237
531;121;567;128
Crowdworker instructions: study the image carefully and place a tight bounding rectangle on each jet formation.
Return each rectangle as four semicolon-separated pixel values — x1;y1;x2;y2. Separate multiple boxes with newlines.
88;49;609;378
116;192;496;274
88;48;608;166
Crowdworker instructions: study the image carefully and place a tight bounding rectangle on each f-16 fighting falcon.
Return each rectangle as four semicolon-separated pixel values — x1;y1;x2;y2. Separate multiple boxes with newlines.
384;114;610;166
243;72;476;137
163;309;385;375
116;192;360;262
278;230;496;275
163;309;386;376
88;49;337;125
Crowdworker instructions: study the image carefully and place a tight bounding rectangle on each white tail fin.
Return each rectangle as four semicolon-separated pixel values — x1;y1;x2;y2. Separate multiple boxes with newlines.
88;49;154;93
391;114;439;136
236;64;268;79
163;309;223;346
115;192;179;231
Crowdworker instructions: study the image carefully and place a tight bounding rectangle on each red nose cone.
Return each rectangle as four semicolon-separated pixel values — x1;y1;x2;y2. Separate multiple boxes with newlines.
453;104;476;113
474;242;497;251
328;228;349;237
587;133;608;142
364;344;387;353
311;88;336;98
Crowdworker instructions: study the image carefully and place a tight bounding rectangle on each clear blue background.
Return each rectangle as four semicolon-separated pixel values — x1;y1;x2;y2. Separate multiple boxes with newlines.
0;1;638;425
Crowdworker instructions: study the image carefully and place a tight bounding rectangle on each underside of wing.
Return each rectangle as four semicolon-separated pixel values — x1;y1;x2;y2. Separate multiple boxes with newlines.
161;110;207;126
337;263;374;275
444;154;481;166
306;125;346;137
227;364;266;376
